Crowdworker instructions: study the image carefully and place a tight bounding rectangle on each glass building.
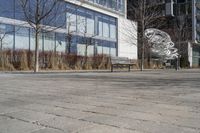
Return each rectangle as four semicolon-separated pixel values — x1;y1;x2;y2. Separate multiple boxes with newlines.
128;0;200;67
0;0;137;59
193;0;200;66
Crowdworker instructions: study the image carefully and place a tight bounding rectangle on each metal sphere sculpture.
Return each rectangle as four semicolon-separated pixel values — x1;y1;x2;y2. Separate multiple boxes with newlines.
145;28;178;60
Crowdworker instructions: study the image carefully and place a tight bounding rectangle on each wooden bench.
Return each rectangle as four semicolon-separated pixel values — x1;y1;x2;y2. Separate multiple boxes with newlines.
165;62;174;69
110;57;137;72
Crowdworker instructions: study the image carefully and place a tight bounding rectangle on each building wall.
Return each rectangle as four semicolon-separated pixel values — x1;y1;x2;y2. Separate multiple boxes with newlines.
0;0;137;59
167;0;198;67
118;17;137;59
192;0;200;66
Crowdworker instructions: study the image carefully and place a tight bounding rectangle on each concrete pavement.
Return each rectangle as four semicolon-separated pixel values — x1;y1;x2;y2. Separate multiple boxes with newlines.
0;69;200;133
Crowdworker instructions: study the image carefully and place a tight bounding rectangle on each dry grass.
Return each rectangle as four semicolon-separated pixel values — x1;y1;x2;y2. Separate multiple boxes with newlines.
2;50;170;71
0;50;114;71
0;51;15;71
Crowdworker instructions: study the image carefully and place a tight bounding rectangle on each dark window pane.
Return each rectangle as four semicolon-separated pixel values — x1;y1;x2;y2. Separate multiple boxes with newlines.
0;0;14;18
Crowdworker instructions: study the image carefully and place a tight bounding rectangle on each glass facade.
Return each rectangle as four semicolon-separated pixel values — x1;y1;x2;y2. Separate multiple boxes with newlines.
0;0;117;56
192;45;200;66
193;0;200;66
196;1;200;41
80;0;125;14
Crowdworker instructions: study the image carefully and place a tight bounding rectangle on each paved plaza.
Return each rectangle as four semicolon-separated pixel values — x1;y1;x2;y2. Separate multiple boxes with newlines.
0;70;200;133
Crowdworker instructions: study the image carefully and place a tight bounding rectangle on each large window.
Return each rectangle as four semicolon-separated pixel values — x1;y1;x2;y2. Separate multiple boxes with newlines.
29;29;35;51
96;39;116;56
15;0;25;20
110;42;116;56
102;16;110;38
15;26;29;50
77;8;86;34
0;0;14;18
55;33;66;52
0;24;14;49
43;32;55;51
82;0;125;13
66;13;77;33
102;40;110;55
110;24;116;39
98;15;103;37
55;2;66;28
86;10;95;35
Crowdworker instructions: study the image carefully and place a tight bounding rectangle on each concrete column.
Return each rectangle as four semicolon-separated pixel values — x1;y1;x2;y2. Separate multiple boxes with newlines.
188;42;193;68
124;0;128;19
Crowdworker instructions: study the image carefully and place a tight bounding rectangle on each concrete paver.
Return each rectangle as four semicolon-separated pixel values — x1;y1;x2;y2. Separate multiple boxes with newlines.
0;115;42;133
0;70;200;133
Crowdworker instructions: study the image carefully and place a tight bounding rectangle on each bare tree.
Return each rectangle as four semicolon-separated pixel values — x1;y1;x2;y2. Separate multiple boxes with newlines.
80;20;95;58
0;24;15;52
128;0;165;71
119;18;138;61
171;15;191;68
0;23;16;69
0;28;7;52
0;26;25;52
75;15;96;66
121;21;138;46
65;17;77;55
66;23;73;55
19;0;85;72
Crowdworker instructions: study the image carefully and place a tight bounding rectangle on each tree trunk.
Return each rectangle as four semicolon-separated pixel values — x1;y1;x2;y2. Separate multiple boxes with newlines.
0;40;2;66
148;46;151;68
0;39;3;52
141;41;144;71
84;44;88;65
140;0;145;71
140;21;145;71
68;41;71;54
34;31;39;73
66;36;71;55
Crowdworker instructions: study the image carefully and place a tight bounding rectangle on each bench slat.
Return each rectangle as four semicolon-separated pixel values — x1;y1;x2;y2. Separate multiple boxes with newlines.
111;57;130;64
